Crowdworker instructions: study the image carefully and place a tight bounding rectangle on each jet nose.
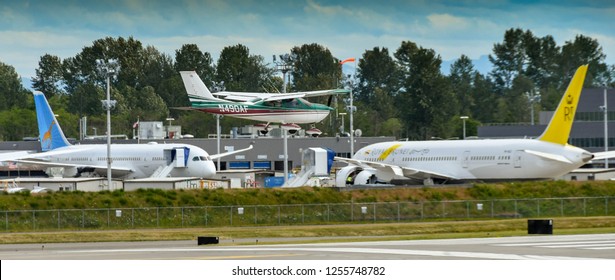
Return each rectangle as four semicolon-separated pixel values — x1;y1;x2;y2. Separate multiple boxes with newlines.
203;161;217;178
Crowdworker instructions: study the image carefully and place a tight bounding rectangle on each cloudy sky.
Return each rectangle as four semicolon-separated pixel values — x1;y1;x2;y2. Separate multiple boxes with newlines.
1;0;614;80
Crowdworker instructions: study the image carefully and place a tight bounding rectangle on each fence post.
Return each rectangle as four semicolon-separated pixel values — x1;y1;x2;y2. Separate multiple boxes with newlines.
373;203;376;222
205;206;208;227
230;206;233;226
278;205;281;225
81;209;85;229
561;199;564;216
181;207;184;227
57;209;61;229
254;206;257;225
327;204;330;222
466;201;470;218
302;204;304;224
397;202;400;222
32;210;36;231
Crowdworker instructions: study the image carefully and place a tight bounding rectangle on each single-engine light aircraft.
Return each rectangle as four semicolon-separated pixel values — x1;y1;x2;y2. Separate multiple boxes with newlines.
179;71;349;136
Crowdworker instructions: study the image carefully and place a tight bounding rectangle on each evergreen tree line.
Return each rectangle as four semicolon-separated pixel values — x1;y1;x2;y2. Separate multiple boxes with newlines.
0;28;613;141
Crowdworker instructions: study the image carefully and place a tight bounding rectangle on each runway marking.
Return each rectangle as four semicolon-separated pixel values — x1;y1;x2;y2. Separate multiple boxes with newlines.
183;253;303;260
64;246;603;260
495;240;615;250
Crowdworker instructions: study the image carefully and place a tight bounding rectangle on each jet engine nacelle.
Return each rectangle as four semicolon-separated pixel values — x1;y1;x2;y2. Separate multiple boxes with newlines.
354;169;377;185
335;165;361;187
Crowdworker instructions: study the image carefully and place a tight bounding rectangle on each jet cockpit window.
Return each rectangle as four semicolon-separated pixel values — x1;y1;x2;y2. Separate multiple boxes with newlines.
192;156;209;161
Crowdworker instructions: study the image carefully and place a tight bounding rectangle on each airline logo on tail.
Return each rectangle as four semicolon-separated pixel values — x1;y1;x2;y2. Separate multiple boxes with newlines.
33;91;71;152
42;121;56;151
539;65;588;145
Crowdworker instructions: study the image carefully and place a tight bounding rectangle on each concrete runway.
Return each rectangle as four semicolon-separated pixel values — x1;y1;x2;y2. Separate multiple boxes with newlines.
1;233;614;260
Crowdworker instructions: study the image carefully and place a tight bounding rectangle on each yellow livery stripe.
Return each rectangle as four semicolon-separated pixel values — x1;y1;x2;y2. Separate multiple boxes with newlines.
378;144;402;161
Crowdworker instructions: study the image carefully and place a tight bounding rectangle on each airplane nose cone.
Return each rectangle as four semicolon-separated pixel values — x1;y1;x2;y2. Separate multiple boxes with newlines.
203;161;216;178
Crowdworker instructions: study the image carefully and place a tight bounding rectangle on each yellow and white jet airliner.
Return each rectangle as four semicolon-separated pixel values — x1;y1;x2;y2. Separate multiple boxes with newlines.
336;65;615;186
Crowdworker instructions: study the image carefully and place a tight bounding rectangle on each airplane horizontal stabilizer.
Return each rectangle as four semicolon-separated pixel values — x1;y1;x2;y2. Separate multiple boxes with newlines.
523;149;572;164
592;151;615;160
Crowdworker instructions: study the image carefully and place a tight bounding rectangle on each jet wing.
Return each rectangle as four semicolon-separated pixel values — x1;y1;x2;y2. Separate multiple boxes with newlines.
334;157;459;180
0;147;93;162
11;159;134;177
210;145;253;160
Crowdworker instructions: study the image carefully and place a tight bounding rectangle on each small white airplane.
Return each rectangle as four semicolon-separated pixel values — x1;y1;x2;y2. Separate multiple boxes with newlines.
336;65;615;186
179;71;349;136
0;91;252;179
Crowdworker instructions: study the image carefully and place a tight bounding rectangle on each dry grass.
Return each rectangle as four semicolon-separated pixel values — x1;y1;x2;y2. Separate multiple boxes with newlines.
2;216;614;244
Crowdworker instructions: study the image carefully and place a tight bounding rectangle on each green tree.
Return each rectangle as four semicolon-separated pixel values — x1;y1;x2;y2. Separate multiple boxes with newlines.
31;54;64;98
0;62;29;110
394;41;454;139
290;43;341;91
216;44;272;92
560;34;609;87
489;28;531;91
449;55;475;116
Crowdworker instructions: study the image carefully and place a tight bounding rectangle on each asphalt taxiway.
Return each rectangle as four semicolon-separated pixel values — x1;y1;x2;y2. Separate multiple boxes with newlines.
1;233;614;260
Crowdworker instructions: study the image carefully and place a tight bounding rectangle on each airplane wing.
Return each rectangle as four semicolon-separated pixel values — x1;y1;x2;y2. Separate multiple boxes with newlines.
1;147;134;177
0;147;93;162
10;159;134;177
334;157;459;180
213;89;349;103
210;145;253;160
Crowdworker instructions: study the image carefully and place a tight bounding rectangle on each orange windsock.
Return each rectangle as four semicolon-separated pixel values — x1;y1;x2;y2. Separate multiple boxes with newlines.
340;57;356;65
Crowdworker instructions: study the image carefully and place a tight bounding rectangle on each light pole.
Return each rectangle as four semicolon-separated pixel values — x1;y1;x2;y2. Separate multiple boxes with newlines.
274;53;294;185
339;112;346;135
215;114;222;171
340;58;357;156
166;117;174;138
96;59;118;191
526;90;541;125
604;86;609;168
460;116;469;139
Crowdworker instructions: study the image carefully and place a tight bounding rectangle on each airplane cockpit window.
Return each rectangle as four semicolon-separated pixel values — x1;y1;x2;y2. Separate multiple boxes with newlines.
192;156;210;161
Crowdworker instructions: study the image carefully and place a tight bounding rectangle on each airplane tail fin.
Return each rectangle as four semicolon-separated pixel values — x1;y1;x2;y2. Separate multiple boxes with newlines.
179;71;221;102
538;65;588;145
33;91;71;151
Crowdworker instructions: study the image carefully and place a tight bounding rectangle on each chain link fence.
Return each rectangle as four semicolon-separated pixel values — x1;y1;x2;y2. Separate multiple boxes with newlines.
2;196;614;232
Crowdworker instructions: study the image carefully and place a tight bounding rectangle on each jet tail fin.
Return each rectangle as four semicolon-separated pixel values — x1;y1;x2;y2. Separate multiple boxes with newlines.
538;65;588;145
33;91;71;151
179;71;221;102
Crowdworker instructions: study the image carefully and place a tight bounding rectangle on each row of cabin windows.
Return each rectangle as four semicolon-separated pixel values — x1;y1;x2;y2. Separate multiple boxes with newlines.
365;155;513;162
58;156;169;162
